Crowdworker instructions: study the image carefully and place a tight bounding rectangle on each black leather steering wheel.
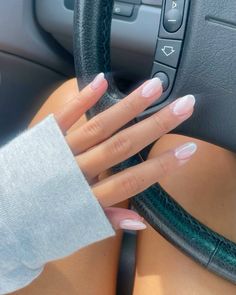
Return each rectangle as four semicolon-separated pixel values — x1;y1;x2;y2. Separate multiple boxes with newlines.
73;0;236;284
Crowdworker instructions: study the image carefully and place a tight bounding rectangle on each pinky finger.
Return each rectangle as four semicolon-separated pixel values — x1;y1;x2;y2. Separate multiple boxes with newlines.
55;73;108;133
104;207;146;230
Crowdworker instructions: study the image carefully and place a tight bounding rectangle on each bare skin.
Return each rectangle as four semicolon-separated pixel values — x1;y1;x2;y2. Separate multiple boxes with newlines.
133;135;236;295
32;74;196;209
12;79;236;295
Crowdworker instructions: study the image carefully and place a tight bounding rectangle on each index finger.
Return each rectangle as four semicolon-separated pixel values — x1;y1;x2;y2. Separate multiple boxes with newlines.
67;77;163;154
54;73;108;133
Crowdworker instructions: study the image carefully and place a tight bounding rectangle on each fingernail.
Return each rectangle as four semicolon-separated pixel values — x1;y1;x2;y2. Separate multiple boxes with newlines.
91;73;105;90
141;77;162;98
119;219;147;231
171;95;195;116
175;142;197;160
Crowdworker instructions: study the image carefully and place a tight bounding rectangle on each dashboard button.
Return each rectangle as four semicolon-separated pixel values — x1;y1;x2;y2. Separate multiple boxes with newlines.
113;2;134;17
64;0;74;10
153;72;169;92
151;62;176;104
164;9;182;32
155;38;182;68
164;0;185;33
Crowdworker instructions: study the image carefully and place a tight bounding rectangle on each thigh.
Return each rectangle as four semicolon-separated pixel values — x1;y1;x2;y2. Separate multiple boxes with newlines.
12;79;122;295
133;135;236;295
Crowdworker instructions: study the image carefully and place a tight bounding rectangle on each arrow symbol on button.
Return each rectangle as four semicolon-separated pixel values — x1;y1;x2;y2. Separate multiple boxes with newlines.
161;46;175;57
172;1;177;9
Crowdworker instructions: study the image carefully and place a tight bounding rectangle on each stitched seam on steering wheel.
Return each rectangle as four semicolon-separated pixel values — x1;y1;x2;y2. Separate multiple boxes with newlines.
206;239;222;267
152;185;215;235
134;184;222;242
154;185;225;240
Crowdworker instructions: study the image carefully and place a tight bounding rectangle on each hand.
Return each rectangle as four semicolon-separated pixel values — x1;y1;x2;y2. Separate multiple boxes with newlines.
53;73;197;230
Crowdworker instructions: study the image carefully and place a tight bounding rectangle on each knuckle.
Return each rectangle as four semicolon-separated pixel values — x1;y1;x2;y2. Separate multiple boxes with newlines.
120;172;141;196
82;117;105;138
152;114;170;135
156;156;169;177
108;133;131;157
122;98;139;114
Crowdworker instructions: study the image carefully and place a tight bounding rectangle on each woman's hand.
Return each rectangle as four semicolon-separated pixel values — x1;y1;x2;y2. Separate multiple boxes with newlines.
53;73;197;230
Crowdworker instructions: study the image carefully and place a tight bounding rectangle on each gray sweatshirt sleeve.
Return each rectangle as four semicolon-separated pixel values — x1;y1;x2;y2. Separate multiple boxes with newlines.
0;115;115;294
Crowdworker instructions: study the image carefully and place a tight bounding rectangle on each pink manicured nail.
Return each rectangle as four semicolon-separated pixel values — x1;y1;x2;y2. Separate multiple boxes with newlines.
119;219;147;230
91;73;105;90
141;77;162;98
175;142;197;160
171;95;195;116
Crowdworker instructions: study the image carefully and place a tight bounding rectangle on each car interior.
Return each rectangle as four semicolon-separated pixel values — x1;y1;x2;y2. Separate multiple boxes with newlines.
0;0;162;146
2;0;236;294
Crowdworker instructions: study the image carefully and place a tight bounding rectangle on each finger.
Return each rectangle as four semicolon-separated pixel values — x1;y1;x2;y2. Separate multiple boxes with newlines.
55;73;108;133
78;95;195;181
92;142;197;207
104;208;146;230
66;77;163;154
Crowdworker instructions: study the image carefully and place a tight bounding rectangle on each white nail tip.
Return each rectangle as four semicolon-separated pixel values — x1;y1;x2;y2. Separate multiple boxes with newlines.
119;219;147;230
175;142;197;160
91;73;105;90
141;77;162;98
172;95;196;115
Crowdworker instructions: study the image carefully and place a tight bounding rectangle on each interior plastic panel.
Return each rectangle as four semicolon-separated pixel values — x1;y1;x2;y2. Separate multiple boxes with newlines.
36;0;162;82
138;0;236;153
0;0;73;76
0;51;65;146
0;0;71;144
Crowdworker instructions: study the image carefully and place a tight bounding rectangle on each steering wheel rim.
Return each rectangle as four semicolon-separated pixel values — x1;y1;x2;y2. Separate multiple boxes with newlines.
73;0;236;283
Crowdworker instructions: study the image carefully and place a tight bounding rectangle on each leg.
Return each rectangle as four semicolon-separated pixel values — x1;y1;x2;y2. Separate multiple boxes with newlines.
133;135;236;294
12;79;122;295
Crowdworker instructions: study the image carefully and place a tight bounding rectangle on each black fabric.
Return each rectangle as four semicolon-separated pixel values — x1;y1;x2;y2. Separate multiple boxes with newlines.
73;0;236;284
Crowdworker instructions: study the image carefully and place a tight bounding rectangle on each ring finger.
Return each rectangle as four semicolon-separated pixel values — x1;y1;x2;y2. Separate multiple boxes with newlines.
77;95;195;181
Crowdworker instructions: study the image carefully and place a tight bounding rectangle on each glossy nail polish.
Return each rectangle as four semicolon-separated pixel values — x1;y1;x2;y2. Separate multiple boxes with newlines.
171;95;195;116
119;219;147;230
141;77;162;98
91;73;105;90
175;142;197;160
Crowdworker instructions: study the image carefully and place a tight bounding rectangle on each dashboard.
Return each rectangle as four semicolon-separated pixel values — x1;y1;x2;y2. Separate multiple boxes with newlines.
0;0;190;143
36;0;162;83
36;0;189;103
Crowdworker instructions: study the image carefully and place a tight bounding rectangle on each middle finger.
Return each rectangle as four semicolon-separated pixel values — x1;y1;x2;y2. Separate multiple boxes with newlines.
77;95;195;181
66;77;162;154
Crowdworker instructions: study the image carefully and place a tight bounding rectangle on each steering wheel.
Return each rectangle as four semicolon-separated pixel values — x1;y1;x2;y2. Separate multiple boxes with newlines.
73;0;236;283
